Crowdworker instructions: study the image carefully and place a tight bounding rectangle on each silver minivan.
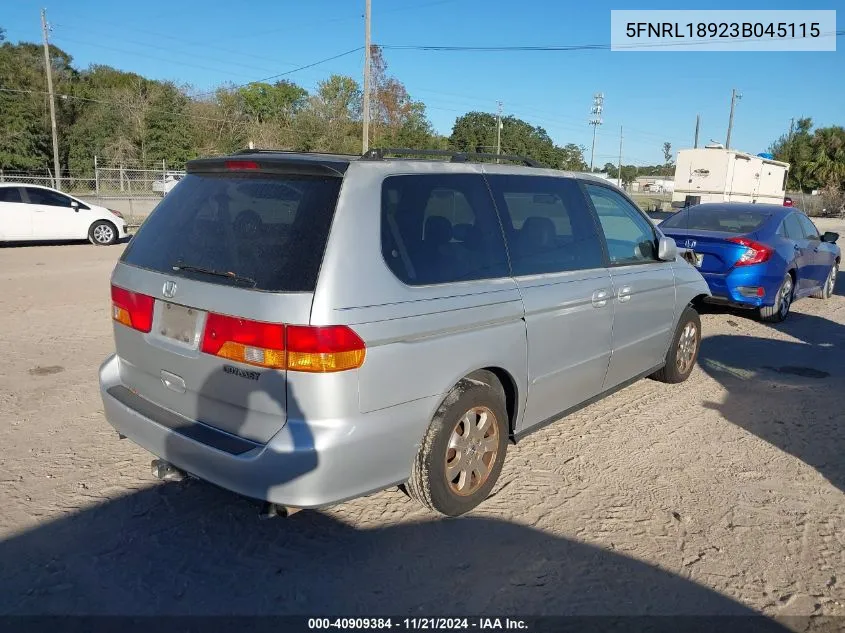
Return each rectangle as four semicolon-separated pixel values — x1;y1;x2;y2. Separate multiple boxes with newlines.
99;149;710;516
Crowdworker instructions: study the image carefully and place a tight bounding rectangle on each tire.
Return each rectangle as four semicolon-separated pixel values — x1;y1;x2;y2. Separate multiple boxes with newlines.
89;220;118;246
407;371;509;517
651;305;701;384
759;272;794;322
811;263;838;300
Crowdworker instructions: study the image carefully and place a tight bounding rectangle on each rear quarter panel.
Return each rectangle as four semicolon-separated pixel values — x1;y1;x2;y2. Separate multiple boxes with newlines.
311;162;528;424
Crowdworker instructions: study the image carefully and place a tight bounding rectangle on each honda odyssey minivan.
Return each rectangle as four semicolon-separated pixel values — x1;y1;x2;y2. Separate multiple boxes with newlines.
99;149;710;516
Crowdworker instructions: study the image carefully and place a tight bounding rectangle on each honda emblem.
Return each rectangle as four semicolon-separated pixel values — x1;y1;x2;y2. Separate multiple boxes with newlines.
684;239;697;249
162;281;177;299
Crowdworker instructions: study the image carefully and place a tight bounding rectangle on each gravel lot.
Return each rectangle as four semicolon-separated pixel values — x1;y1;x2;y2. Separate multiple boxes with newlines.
1;223;843;621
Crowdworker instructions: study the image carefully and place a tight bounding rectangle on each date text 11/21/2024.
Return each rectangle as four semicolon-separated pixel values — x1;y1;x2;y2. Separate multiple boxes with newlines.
625;21;821;39
307;618;528;630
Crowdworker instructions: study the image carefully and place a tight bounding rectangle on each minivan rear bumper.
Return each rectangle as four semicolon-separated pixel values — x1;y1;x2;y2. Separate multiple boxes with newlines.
99;354;438;508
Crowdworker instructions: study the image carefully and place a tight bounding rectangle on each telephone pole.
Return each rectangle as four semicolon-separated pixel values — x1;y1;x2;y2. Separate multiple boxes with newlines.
362;0;372;153
589;93;604;171
495;101;503;163
725;88;742;150
693;114;700;148
41;8;61;190
617;125;623;188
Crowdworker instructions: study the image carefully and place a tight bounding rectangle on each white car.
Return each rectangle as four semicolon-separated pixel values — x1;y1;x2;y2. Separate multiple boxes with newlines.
152;174;182;195
0;184;128;245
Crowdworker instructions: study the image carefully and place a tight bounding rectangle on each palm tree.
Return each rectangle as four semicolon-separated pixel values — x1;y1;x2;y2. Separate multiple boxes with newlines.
808;126;845;189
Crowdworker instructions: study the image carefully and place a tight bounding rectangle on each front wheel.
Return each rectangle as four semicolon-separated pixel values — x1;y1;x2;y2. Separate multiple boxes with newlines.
811;263;838;300
760;273;794;322
407;372;508;516
89;220;118;246
651;305;701;384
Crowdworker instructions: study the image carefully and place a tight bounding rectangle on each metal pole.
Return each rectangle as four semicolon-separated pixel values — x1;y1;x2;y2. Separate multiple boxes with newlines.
94;155;99;196
726;88;741;150
362;0;371;154
694;114;700;148
495;101;503;163
589;125;598;171
617;125;623;188
41;8;61;191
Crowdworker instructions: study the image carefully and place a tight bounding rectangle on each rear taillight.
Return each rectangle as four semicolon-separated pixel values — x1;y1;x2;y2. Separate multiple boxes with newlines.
199;314;366;372
111;285;154;333
287;325;366;373
728;237;773;267
201;313;286;369
109;208;124;219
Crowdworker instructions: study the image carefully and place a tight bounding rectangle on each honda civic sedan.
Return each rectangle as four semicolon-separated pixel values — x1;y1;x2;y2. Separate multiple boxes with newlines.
660;203;840;322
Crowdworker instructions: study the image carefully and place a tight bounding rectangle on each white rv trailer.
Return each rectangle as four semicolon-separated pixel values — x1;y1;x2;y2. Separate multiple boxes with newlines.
671;147;789;207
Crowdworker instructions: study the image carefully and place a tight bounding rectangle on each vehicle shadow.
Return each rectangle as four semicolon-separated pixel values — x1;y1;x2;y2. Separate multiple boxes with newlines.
0;486;790;624
698;309;845;494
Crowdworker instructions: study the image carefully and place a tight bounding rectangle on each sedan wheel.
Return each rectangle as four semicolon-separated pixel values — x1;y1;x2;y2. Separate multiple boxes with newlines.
89;221;117;246
760;273;794;323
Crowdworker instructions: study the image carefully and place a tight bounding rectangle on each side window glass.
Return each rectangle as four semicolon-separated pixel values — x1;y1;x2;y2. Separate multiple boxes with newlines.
486;175;604;275
0;188;23;203
584;183;658;265
797;214;820;240
783;214;805;240
381;174;509;285
25;188;71;207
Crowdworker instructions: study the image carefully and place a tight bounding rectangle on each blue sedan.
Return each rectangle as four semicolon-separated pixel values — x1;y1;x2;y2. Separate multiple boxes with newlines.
660;203;840;322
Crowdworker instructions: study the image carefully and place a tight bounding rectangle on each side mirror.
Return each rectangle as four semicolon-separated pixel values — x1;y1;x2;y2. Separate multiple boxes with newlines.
70;200;79;212
822;231;839;244
657;235;678;261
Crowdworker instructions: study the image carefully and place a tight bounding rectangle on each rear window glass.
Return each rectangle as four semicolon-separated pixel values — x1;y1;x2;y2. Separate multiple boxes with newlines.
381;174;509;285
661;207;768;233
121;173;341;292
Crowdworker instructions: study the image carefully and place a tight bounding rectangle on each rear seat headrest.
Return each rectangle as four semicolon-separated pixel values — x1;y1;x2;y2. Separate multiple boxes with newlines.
521;216;555;247
424;216;452;246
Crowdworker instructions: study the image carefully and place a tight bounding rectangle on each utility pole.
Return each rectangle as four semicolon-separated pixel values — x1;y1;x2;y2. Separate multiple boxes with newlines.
725;88;742;150
495;101;503;163
694;114;700;148
588;92;604;171
362;0;372;154
617;125;623;189
41;8;61;190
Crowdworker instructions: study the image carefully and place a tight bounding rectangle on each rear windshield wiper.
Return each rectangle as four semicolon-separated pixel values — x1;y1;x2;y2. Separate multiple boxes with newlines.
171;262;257;287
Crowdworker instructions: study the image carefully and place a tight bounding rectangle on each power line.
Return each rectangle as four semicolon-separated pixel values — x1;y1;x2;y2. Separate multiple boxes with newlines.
191;47;364;98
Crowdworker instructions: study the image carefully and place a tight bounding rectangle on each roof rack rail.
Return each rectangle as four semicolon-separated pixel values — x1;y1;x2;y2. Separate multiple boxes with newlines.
361;148;542;168
233;148;360;158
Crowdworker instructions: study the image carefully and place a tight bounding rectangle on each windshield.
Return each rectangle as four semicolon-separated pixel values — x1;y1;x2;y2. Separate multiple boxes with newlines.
661;206;768;234
121;172;341;292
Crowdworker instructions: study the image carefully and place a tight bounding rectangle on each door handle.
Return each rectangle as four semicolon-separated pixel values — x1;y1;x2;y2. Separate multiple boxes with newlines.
617;286;632;303
591;289;609;308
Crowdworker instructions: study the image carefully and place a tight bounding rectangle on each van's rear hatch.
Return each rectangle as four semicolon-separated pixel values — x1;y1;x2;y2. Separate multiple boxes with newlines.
111;155;347;443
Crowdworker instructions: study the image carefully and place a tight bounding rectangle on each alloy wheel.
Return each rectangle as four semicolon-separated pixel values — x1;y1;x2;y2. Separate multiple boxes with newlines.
676;321;698;374
93;224;115;244
445;406;500;497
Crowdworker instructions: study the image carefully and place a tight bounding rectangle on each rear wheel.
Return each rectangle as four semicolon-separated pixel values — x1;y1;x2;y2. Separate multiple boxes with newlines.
407;371;508;516
760;273;794;322
89;220;117;246
811;263;838;300
651;306;701;384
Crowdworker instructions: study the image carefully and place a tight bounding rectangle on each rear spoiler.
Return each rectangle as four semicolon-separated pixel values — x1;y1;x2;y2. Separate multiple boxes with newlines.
186;156;350;178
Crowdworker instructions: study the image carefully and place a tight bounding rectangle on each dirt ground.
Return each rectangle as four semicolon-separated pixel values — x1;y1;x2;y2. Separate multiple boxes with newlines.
0;222;843;621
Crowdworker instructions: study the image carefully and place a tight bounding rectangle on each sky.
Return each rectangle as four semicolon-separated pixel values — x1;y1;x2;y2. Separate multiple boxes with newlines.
2;0;842;166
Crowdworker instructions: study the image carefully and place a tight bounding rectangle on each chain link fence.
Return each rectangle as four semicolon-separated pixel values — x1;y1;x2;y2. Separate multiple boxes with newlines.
0;158;186;226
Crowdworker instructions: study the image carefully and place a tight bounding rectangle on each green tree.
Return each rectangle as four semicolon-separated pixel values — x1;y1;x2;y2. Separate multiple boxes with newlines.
662;142;673;177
